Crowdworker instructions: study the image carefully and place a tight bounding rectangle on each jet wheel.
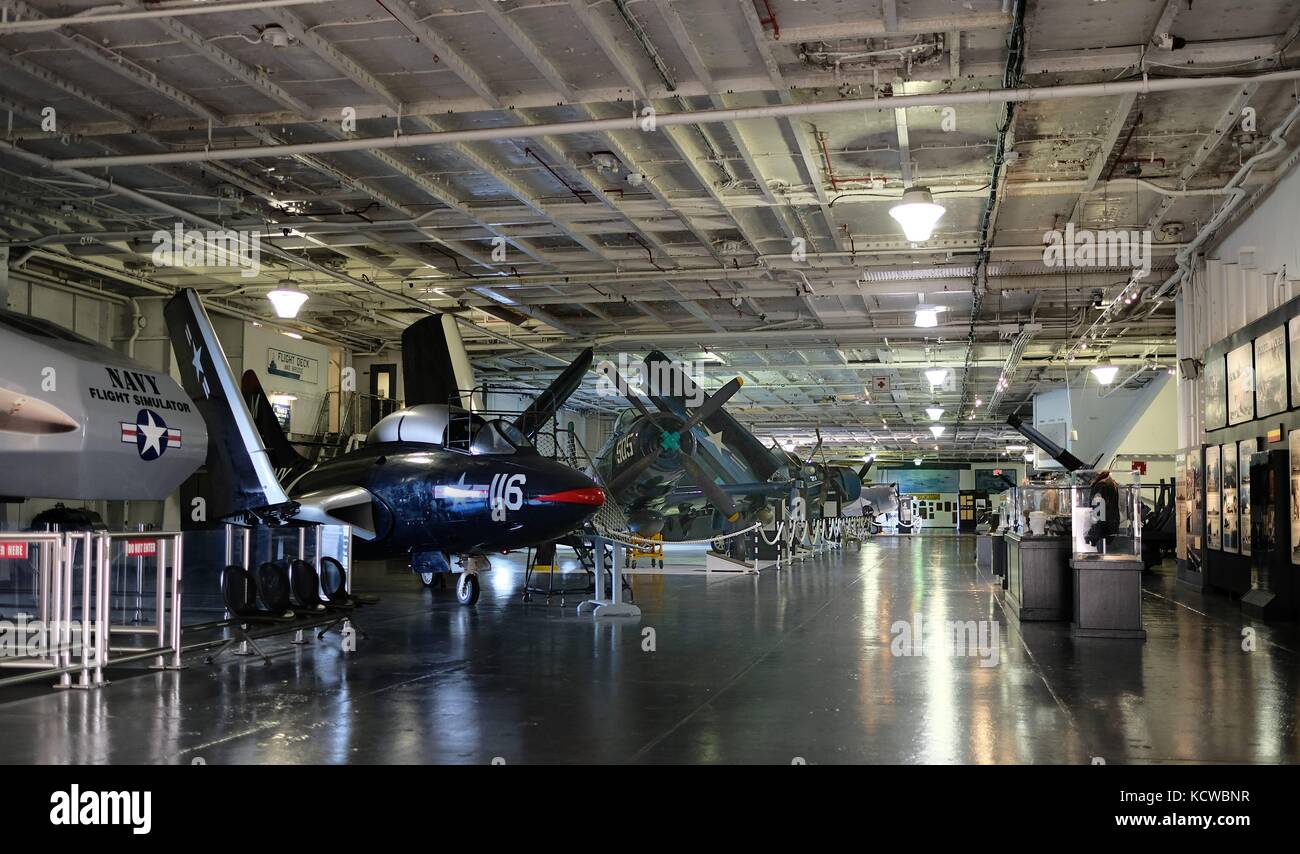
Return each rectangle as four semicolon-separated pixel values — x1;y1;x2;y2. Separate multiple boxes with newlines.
456;572;480;606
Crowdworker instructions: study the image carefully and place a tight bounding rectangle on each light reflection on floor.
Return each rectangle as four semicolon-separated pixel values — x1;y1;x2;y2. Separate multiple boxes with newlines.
0;536;1297;764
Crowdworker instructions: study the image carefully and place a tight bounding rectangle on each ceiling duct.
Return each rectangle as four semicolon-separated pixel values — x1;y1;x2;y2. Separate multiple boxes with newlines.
985;324;1039;415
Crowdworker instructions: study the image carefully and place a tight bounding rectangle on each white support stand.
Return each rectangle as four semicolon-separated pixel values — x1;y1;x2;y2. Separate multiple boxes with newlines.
577;536;641;618
704;550;759;574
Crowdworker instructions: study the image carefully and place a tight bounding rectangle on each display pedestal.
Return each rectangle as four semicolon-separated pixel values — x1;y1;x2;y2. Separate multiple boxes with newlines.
1070;555;1146;639
976;534;992;573
1006;532;1071;621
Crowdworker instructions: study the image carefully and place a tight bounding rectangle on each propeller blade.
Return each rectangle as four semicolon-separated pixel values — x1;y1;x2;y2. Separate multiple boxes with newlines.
607;448;661;494
679;376;743;435
804;426;824;465
680;453;740;523
597;360;652;417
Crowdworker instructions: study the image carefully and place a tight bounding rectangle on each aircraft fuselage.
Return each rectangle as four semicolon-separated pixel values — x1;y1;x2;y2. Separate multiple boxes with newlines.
290;441;604;558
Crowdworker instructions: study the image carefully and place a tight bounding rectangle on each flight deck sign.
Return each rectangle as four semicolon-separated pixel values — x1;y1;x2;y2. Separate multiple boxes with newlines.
267;348;318;383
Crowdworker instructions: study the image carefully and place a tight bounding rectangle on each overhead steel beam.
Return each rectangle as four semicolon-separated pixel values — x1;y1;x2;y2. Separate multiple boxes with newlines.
59;65;1300;180
776;11;1012;42
1146;82;1260;231
1068;92;1139;224
472;0;576;101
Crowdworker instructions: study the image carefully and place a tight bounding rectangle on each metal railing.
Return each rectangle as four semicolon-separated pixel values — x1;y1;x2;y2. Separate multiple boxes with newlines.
0;530;184;690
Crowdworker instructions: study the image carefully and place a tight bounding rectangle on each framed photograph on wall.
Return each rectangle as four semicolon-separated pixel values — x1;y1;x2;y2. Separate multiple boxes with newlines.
1204;354;1227;431
1188;448;1203;555
1227;342;1255;425
1221;443;1238;553
1254;326;1288;417
1239;438;1256;557
1206;444;1221;550
1291;430;1300;565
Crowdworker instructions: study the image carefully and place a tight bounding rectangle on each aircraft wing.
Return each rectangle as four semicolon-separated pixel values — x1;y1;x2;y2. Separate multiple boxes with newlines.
291;485;379;539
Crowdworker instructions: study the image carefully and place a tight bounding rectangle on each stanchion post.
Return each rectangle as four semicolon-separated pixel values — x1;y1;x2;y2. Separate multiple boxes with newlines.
168;533;184;669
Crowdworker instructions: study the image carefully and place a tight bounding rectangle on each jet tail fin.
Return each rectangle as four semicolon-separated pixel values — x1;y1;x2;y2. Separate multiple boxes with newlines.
402;313;479;409
241;369;314;482
164;289;291;520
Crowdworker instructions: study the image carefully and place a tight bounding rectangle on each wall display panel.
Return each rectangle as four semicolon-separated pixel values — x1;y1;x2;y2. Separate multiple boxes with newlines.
1206;444;1222;550
1175;451;1188;561
1204;355;1227;430
1227;342;1255;426
1187;449;1203;555
1254;326;1287;417
1221;443;1239;553
1291;430;1300;565
1289;316;1300;409
974;469;1011;493
1240;439;1255;557
881;467;960;494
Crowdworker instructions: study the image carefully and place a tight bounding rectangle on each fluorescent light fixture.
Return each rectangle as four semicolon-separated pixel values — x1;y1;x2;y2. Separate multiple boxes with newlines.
267;288;309;318
1091;364;1120;385
915;308;940;328
281;330;303;340
929;424;946;438
889;186;946;242
1006;444;1028;453
925;406;944;421
913;457;923;466
925;368;948;387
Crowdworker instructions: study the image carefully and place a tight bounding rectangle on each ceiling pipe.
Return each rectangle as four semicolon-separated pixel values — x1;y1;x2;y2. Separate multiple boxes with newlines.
0;0;333;32
0;140;572;365
46;68;1300;170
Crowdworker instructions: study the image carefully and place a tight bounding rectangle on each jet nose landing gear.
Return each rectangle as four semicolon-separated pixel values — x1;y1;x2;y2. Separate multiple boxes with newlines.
455;572;480;606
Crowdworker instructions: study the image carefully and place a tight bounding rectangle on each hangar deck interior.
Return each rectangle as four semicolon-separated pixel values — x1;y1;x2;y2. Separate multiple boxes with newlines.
1;0;1300;773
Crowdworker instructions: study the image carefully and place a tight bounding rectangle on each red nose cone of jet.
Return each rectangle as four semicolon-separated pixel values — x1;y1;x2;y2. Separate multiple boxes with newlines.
536;487;606;506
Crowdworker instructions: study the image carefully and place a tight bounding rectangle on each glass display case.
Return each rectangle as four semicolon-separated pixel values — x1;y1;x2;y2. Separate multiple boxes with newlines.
1070;469;1143;558
1017;480;1071;536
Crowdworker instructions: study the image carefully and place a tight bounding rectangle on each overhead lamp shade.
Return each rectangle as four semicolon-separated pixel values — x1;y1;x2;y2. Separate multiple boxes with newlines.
1023;452;1035;463
889;186;946;242
267;288;309;318
925;406;944;421
913;457;923;466
1091;364;1120;385
925;368;948;387
929;424;946;438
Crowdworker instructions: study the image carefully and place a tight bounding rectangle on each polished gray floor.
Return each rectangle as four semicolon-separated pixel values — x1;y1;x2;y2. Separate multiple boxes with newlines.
1;535;1297;764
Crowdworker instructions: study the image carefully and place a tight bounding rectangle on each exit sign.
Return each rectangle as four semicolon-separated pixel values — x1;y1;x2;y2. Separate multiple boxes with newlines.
1131;461;1147;475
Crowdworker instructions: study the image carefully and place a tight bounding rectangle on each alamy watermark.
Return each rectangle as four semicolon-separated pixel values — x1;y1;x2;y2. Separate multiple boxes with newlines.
890;613;1000;667
596;353;711;407
1042;223;1152;277
0;616;94;658
151;223;261;278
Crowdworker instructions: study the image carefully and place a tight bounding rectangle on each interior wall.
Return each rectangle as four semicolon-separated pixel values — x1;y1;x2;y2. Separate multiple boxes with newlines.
1033;373;1171;471
241;323;332;437
1180;158;1300;446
